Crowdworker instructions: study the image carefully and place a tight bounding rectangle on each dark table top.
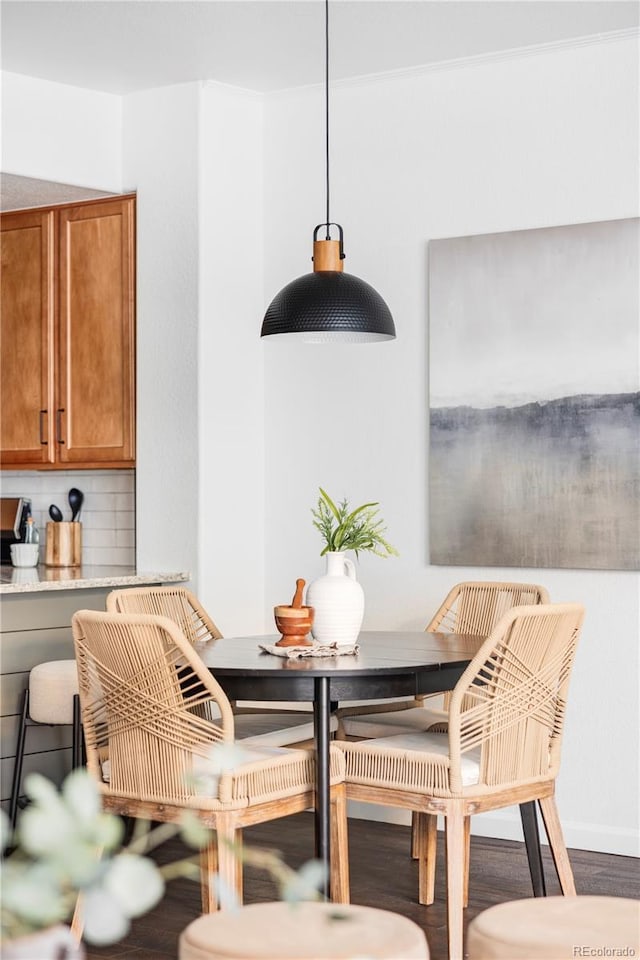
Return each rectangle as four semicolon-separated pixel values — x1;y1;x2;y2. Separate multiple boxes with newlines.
197;631;484;701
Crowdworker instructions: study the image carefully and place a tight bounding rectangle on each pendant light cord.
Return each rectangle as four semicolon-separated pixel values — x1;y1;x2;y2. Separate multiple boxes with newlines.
325;0;330;239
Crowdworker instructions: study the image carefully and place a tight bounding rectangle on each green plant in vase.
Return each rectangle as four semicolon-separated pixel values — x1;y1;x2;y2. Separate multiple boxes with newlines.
308;488;397;648
311;488;398;558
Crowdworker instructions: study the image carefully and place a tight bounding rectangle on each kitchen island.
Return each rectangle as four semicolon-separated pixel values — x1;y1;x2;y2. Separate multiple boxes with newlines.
1;566;189;814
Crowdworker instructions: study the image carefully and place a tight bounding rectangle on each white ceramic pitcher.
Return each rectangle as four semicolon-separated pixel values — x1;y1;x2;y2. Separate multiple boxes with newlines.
306;551;364;648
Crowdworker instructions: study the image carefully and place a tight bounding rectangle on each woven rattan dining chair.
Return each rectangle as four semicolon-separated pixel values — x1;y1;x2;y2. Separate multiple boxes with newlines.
337;580;550;878
335;602;584;960
106;586;331;747
337;581;550;739
338;580;549;871
71;609;350;913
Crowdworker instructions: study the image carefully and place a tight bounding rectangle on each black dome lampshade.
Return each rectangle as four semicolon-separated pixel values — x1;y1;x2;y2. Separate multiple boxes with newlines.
261;224;396;343
260;0;396;344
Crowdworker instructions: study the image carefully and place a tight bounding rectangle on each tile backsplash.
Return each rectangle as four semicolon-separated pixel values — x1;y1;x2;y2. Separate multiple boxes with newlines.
0;469;135;567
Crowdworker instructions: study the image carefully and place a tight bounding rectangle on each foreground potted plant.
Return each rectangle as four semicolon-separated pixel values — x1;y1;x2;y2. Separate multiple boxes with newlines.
1;755;325;958
307;488;397;648
0;769;167;957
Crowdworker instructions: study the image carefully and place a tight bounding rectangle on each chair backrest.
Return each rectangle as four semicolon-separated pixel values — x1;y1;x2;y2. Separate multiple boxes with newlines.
447;602;584;794
106;586;222;645
427;581;550;636
72;609;234;804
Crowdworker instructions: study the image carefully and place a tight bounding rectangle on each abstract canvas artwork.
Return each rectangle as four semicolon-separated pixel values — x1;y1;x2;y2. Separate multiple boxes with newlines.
428;218;639;570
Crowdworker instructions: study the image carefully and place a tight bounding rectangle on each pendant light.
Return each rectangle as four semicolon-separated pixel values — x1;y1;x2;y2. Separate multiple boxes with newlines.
261;0;396;343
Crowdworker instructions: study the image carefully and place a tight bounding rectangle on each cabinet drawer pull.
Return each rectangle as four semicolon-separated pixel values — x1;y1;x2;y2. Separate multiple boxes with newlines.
56;408;65;445
39;410;48;445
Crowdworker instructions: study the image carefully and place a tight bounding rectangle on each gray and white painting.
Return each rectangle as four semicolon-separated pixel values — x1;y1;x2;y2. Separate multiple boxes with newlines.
428;218;639;570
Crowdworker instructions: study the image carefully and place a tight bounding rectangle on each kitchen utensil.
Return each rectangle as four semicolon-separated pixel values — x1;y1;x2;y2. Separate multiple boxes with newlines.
291;578;305;608
274;579;314;646
49;504;63;522
68;488;84;522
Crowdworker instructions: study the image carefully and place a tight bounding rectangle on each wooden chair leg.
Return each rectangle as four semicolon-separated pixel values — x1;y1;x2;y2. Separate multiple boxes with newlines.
411;810;420;859
234;827;243;904
463;815;471;908
70;893;84;943
70;838;105;940
444;802;466;960
199;836;219;913
418;813;437;905
215;816;241;910
330;783;350;904
538;796;576;895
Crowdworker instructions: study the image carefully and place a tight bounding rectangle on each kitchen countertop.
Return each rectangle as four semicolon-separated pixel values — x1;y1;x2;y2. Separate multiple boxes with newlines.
0;565;190;594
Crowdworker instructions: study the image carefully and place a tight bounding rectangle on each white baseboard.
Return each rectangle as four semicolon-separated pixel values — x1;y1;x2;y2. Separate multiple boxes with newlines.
346;801;639;858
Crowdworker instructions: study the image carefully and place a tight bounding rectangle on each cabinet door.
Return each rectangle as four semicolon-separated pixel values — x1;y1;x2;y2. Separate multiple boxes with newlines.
57;198;135;465
0;210;55;465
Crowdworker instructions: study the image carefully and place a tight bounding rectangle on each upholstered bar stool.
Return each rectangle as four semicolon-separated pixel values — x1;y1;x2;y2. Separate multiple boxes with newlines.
9;659;82;828
179;902;429;960
467;896;640;959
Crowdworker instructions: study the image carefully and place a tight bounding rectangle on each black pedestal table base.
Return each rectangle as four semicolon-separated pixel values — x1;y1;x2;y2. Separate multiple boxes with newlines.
313;676;331;900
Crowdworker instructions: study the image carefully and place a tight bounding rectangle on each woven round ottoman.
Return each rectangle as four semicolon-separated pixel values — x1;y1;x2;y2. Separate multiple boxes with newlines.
179;902;429;960
467;896;640;959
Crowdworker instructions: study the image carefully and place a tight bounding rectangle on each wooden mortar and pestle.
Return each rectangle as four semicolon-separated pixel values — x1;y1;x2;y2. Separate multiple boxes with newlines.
274;579;315;647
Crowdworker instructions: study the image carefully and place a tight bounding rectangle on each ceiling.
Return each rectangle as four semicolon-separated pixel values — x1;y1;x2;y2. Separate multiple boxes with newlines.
1;1;637;95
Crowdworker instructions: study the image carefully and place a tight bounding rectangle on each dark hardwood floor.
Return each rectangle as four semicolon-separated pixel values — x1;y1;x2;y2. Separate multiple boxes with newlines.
86;814;639;960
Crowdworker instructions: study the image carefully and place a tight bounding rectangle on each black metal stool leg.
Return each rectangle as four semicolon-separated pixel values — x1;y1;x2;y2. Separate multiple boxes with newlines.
9;689;29;829
520;801;547;896
72;694;82;769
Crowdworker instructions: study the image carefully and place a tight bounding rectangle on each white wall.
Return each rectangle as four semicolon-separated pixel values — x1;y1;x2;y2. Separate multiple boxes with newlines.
122;83;201;580
198;83;266;633
262;36;639;855
1;72;122;190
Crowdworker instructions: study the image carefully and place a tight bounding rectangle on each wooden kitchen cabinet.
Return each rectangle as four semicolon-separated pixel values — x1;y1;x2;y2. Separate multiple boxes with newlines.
0;209;55;466
0;195;136;469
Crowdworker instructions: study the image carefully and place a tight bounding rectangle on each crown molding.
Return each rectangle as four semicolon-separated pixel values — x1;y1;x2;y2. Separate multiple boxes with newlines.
267;27;639;98
202;79;263;102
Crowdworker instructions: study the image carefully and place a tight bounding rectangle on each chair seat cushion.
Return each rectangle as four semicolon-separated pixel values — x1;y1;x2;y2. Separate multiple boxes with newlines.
101;743;297;789
341;706;448;739
29;660;78;724
339;731;481;788
101;742;345;808
241;714;337;748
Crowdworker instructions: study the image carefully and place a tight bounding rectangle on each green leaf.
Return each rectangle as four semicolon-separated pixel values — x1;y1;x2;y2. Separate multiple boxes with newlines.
343;502;378;527
280;859;326;903
318;488;341;522
81;886;130;946
311;488;398;558
104;853;165;918
62;768;101;824
179;811;211;849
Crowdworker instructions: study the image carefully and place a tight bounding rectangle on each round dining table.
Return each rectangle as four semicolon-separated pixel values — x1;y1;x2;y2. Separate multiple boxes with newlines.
198;630;547;900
